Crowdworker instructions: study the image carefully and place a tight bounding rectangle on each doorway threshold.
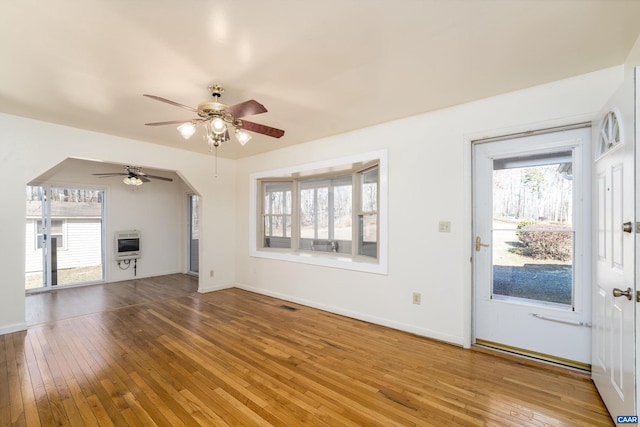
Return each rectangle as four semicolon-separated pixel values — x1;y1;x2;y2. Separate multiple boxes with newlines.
474;339;590;374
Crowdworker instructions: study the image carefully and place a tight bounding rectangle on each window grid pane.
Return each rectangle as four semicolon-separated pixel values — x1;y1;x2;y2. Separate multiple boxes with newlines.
299;176;352;243
333;185;352;241
262;182;293;249
361;167;378;213
358;166;378;257
259;163;379;260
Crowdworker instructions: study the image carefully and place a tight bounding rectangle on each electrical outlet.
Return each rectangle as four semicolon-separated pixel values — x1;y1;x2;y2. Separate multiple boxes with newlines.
412;292;421;305
210;270;214;277
438;221;451;233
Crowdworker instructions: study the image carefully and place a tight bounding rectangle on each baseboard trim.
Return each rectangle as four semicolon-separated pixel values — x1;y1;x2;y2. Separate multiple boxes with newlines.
0;322;27;336
235;283;464;346
198;283;234;293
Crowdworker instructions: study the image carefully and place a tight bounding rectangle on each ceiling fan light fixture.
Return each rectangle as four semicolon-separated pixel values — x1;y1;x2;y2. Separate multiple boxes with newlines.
211;117;226;135
177;122;196;139
144;85;285;161
123;176;143;186
235;128;252;146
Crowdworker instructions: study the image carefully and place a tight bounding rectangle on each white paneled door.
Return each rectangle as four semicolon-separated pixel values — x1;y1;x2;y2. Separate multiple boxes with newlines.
591;70;636;421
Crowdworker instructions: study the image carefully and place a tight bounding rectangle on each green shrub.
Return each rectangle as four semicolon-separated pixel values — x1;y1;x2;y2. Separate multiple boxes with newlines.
517;222;572;261
516;219;538;230
515;219;538;240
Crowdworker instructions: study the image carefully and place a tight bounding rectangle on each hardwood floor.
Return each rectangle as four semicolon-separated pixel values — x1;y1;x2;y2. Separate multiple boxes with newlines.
4;281;612;426
25;274;198;325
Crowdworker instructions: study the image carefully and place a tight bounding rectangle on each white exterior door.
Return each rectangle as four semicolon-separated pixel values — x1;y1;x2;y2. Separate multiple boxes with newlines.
473;127;592;366
591;70;636;421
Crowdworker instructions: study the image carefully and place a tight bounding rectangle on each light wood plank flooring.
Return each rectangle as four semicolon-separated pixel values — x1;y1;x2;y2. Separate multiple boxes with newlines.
4;278;612;426
26;274;198;325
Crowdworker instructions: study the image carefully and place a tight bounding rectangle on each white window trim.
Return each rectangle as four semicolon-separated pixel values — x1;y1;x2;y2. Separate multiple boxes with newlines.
249;149;388;275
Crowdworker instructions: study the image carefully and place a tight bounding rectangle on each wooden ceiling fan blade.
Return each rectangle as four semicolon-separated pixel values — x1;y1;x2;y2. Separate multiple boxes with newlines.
241;120;285;138
145;120;192;126
143;94;197;113
143;174;173;182
139;176;151;183
226;99;267;118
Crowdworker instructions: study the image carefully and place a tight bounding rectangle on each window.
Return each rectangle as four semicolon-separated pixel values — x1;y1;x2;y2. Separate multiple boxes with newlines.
299;175;352;254
27;185;104;290
188;194;200;274
597;110;621;156
262;181;292;248
358;166;378;257
250;150;387;274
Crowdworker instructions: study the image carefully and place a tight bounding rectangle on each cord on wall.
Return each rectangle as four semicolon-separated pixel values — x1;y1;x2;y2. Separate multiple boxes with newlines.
117;259;138;276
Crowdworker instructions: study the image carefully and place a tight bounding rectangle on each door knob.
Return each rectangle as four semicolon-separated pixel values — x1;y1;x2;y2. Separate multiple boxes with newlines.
622;222;633;233
475;236;490;252
613;287;633;300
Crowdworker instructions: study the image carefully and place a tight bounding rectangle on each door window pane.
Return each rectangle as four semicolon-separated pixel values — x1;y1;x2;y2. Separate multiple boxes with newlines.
26;186;104;289
492;158;574;306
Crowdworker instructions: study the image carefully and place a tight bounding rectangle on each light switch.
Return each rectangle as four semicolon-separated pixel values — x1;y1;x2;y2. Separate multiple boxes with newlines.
438;221;451;233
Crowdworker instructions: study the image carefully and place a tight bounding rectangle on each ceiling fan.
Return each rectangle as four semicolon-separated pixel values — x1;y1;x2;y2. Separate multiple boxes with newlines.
143;84;285;151
92;165;173;186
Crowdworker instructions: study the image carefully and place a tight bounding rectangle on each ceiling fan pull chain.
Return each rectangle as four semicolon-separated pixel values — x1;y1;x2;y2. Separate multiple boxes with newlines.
214;146;218;179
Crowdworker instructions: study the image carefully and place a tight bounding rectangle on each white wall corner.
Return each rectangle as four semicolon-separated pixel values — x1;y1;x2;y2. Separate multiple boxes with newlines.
198;282;236;293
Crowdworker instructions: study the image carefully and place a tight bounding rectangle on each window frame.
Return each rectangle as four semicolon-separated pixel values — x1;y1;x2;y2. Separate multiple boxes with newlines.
262;180;294;249
35;219;67;250
356;165;379;258
249;150;388;275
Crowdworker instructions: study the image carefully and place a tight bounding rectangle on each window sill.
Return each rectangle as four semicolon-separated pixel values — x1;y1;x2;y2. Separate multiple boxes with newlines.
250;248;388;275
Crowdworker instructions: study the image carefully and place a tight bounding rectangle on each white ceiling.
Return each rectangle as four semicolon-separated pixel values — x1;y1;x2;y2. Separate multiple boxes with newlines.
2;0;640;159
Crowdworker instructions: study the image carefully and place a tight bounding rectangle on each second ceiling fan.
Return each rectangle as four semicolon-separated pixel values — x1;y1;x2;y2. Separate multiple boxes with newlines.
92;165;173;186
144;84;285;151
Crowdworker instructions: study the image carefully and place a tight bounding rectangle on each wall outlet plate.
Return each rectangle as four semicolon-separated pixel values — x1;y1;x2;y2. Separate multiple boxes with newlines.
412;292;421;305
438;221;451;232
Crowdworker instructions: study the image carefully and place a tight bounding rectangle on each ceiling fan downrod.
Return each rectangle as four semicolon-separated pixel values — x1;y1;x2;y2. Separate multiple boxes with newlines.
209;84;224;100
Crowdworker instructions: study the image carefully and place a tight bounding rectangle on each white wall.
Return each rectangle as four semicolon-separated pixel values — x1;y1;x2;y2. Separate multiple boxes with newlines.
625;34;640;78
234;66;624;346
0;116;237;334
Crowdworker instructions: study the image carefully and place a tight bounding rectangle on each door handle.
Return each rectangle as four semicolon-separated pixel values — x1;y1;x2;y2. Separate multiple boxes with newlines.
475;236;490;252
613;287;633;300
622;221;633;233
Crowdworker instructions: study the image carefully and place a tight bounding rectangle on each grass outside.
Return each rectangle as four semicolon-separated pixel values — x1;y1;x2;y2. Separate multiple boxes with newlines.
492;219;571;305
